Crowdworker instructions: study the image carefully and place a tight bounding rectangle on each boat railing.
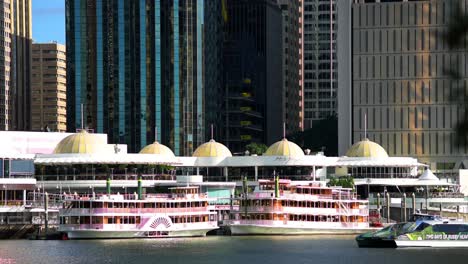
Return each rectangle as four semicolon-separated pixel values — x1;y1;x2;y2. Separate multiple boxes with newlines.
226;219;369;227
61;207;210;215
0;200;29;207
231;206;368;216
61;192;209;201
388;192;465;199
37;173;176;182
239;192;360;201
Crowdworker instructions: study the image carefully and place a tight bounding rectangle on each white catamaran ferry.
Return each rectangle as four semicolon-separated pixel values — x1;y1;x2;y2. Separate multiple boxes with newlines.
59;186;218;239
395;220;468;248
226;178;371;235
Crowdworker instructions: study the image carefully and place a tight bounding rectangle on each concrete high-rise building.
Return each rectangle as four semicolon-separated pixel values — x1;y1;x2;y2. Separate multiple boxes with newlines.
31;43;67;132
302;0;337;129
0;0;32;131
278;0;302;134
222;0;283;153
339;0;468;178
66;0;222;155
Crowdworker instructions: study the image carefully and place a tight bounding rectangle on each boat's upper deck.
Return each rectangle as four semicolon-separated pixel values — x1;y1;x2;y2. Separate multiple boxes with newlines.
244;180;365;202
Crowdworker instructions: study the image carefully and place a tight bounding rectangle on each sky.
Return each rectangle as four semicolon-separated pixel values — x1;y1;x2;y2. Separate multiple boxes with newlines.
32;0;65;44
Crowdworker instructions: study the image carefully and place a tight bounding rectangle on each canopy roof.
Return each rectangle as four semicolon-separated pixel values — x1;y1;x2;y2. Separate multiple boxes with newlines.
34;153;424;168
264;138;304;157
192;139;232;158
34;153;179;165
354;178;455;187
335;157;425;167
418;168;439;181
346;139;389;158
53;130;106;154
139;141;175;157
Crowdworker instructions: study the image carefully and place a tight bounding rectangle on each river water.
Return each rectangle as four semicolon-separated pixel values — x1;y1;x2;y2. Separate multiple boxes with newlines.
0;236;467;264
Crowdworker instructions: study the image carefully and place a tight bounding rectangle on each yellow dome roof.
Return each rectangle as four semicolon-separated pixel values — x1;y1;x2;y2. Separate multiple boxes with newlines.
53;130;106;154
264;138;304;157
192;139;232;157
345;138;389;158
139;141;175;157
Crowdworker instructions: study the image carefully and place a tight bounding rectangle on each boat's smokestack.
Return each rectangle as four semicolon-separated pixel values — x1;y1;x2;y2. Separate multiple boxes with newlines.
275;176;279;198
106;177;111;196
242;176;247;195
137;176;143;200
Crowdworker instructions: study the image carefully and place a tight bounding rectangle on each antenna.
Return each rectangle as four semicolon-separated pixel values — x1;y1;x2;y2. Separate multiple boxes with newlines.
80;103;84;130
364;112;367;139
211;124;214;140
155;126;158;142
283;122;286;139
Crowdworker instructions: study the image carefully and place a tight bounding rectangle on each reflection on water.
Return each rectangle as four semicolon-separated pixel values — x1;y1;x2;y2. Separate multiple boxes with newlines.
0;236;467;264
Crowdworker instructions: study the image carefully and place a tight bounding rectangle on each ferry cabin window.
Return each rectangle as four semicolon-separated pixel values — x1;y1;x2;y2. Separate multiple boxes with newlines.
106;216;139;224
70;216;79;224
432;224;468;234
91;216;103;224
414;222;431;231
143;202;154;208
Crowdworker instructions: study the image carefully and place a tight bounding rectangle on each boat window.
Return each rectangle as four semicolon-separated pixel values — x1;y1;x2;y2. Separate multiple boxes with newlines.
432;224;468;234
373;225;394;236
414;222;431;232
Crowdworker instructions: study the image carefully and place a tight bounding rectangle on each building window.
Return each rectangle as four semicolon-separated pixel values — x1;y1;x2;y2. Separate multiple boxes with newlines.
408;133;411;154
407;30;410;51
421;29;425;50
415;108;418;129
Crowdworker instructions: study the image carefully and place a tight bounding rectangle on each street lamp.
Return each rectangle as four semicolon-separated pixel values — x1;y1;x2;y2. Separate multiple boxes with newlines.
3;185;6;206
366;178;371;199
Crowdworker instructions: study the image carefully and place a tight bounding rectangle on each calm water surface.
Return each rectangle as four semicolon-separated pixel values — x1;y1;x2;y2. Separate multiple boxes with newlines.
0;236;467;264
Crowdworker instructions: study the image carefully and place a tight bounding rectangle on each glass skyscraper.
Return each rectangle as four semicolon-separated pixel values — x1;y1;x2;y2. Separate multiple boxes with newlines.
222;0;283;153
66;0;222;155
302;0;337;129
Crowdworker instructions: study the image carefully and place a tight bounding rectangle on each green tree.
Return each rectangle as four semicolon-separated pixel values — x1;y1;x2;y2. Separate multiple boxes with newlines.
327;176;355;189
245;142;268;155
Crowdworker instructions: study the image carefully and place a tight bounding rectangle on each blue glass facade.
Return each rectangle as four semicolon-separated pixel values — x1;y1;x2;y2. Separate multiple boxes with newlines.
154;0;162;141
173;0;180;155
96;0;104;133
196;0;204;145
118;0;126;142
139;0;147;148
66;0;223;154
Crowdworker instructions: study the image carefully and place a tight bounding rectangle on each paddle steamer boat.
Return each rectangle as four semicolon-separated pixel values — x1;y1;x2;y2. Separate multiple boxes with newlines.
59;186;218;239
226;178;371;235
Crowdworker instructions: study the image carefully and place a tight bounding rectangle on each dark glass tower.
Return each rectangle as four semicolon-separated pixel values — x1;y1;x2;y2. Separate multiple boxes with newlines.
222;0;283;153
66;0;222;155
